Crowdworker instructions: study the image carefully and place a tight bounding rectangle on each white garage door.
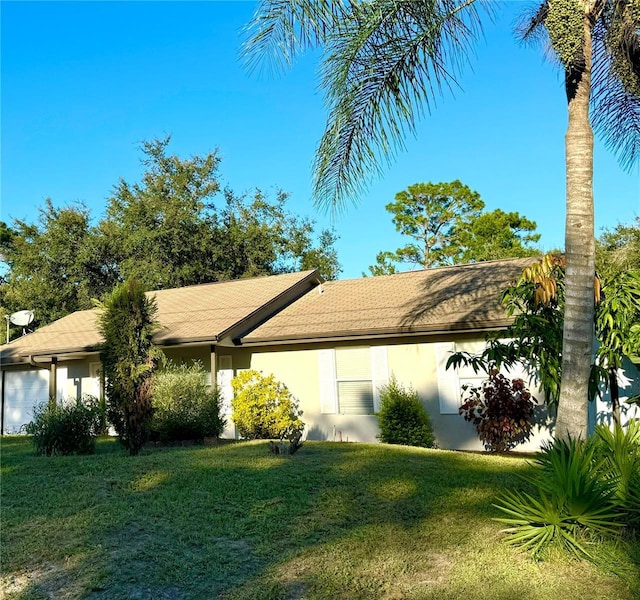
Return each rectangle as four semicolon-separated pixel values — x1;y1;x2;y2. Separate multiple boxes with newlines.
2;369;67;434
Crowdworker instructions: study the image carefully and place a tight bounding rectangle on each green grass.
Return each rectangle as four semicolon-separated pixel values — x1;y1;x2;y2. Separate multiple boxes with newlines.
1;436;638;600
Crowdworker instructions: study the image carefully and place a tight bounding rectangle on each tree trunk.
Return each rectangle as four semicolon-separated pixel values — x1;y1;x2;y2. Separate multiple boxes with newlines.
555;20;595;441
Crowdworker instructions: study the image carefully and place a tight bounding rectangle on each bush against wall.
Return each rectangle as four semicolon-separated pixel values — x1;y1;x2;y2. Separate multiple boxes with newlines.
28;395;101;456
151;362;225;442
459;369;535;452
377;377;435;448
231;370;304;440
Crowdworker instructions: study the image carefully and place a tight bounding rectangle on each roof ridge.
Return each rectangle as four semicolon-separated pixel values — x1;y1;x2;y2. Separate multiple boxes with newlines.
329;256;541;284
145;269;317;295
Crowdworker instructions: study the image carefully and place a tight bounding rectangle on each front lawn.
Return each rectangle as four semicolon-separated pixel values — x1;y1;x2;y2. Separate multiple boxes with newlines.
1;437;638;599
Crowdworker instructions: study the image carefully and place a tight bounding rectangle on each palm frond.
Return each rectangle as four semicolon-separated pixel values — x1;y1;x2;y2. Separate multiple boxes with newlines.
591;0;640;170
312;0;494;213
241;0;350;77
515;1;548;45
514;2;566;67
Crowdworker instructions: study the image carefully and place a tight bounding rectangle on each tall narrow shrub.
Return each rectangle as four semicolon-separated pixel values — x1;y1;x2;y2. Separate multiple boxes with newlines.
98;278;162;455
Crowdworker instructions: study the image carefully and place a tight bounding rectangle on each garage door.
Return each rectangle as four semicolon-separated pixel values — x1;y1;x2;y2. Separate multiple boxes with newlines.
2;369;67;434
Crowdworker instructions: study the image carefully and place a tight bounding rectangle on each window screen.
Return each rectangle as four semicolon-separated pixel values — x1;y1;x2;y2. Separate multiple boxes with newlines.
335;348;374;414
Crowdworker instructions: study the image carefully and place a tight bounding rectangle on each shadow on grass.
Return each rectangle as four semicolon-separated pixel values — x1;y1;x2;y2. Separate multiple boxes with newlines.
1;437;638;600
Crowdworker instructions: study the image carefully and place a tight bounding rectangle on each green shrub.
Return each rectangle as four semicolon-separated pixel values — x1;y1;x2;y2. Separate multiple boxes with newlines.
28;396;101;456
151;362;225;442
459;370;535;452
494;436;622;560
231;370;304;440
377;377;435;447
593;420;640;529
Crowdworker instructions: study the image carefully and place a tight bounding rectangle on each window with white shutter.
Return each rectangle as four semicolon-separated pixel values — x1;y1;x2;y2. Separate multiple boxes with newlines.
435;341;495;414
435;342;460;414
318;347;388;415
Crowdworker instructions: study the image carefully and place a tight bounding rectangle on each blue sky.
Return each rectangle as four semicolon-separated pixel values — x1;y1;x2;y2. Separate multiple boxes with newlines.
2;1;639;280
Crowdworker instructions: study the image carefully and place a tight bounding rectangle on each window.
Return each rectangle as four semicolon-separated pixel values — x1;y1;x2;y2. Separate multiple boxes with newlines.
336;347;374;414
318;346;388;415
435;340;529;415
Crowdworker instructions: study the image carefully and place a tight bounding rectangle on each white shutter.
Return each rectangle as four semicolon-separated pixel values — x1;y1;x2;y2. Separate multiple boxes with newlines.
371;346;389;413
435;342;460;414
217;355;234;415
336;347;371;379
318;349;338;414
89;362;102;397
56;367;68;402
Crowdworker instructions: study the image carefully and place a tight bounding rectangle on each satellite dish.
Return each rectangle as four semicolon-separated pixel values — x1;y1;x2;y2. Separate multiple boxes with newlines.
9;310;34;327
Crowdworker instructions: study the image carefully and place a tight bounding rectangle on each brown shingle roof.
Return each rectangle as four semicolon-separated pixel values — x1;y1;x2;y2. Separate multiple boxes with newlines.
242;258;539;344
1;270;320;364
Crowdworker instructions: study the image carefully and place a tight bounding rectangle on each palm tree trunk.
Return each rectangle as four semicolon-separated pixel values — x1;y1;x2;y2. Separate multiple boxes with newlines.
556;20;595;441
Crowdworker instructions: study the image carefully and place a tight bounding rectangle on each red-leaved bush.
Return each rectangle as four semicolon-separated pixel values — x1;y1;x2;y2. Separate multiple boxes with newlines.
459;370;535;452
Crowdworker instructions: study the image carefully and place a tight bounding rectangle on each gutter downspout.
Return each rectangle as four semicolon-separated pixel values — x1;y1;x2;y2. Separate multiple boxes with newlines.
1;370;5;435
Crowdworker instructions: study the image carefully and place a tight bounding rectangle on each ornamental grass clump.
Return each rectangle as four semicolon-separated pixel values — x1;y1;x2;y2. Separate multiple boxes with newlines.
231;370;304;440
377;377;435;448
28;396;101;456
459;369;535;452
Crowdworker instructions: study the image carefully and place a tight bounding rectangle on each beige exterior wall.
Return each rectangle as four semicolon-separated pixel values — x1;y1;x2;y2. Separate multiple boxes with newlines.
385;338;553;451
238;336;554;450
0;356;102;401
163;346;211;367
591;357;640;430
8;336;638;449
64;357;102;400
248;345;382;443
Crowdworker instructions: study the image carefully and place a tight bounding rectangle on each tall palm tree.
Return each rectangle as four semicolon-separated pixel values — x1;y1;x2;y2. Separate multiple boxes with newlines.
243;0;640;440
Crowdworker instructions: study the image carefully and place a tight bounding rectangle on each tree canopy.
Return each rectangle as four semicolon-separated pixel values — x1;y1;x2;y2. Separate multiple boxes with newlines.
596;217;640;281
0;200;100;329
367;181;540;274
0;138;341;337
